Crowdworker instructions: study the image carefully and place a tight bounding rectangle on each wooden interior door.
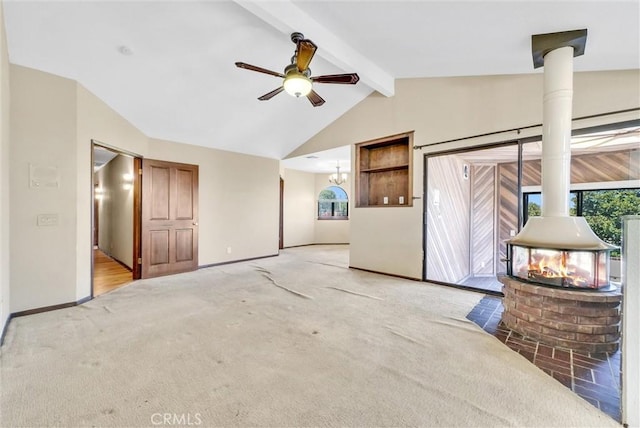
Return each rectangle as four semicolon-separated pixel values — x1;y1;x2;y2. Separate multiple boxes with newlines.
141;159;199;278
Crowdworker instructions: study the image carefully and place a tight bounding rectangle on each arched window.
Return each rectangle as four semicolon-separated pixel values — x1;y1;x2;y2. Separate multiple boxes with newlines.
318;186;348;220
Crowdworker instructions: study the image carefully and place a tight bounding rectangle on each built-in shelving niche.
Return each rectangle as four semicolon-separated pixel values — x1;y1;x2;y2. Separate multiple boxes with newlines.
355;131;413;207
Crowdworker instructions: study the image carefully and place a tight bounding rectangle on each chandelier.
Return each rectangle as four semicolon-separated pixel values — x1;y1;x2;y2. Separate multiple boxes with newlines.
328;162;347;185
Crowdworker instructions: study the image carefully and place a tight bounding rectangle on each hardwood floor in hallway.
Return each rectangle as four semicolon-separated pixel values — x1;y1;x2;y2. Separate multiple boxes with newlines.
93;249;133;296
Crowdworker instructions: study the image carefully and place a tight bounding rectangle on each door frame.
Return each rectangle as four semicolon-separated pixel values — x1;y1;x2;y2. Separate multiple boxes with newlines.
279;176;284;250
421;140;522;296
90;140;143;298
132;156;142;280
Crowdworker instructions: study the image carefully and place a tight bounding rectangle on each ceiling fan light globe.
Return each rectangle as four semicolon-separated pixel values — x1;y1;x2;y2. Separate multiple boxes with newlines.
283;73;312;98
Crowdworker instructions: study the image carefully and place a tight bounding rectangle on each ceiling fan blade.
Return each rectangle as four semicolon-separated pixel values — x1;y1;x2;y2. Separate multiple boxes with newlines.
235;62;285;79
306;89;325;107
312;73;360;84
258;86;284;101
296;39;317;72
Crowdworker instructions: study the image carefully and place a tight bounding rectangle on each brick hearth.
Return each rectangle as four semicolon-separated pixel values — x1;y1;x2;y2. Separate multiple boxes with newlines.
500;276;622;353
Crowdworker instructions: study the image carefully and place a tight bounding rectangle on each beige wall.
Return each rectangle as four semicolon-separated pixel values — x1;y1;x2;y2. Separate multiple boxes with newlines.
95;168;109;251
282;169;351;247
283;168;316;247
95;154;134;268
0;3;10;333
10;65;79;311
8;65;280;314
148;138;280;264
314;173;350;244
292;70;640;279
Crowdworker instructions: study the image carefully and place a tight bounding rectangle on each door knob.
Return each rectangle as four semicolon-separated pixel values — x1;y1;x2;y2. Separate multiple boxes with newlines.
193;222;198;226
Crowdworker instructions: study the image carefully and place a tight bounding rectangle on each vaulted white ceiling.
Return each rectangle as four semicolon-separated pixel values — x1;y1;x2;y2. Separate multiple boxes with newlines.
4;1;639;167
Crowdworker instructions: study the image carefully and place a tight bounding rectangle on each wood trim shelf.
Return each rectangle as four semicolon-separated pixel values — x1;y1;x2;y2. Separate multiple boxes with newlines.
359;164;409;173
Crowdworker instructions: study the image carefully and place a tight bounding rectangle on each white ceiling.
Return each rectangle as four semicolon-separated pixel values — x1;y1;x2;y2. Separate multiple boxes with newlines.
4;1;639;170
282;145;351;173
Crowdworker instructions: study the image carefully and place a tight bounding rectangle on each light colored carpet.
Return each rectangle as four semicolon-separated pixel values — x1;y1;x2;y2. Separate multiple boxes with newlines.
0;245;619;427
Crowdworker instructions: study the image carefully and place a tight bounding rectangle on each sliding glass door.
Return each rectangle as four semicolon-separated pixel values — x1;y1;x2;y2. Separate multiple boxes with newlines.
424;123;639;294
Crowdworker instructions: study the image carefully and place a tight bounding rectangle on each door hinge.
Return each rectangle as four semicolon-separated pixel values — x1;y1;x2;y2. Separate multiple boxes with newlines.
138;257;142;264
138;168;143;175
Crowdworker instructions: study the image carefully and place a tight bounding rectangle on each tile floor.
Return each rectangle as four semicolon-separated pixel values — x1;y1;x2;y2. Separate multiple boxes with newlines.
460;276;503;293
467;295;621;422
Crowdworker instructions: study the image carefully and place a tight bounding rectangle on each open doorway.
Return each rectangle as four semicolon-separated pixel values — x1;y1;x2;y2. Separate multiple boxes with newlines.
92;142;142;296
424;142;520;294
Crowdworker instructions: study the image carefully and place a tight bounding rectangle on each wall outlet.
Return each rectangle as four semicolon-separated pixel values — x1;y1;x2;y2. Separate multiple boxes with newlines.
226;247;232;254
383;196;389;205
399;196;405;204
510;229;516;237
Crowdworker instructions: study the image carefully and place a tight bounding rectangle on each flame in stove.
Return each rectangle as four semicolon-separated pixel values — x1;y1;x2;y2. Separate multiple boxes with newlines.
528;252;590;288
530;254;567;277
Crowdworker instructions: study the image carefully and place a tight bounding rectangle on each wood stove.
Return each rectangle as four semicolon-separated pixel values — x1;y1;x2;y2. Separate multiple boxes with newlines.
499;29;621;353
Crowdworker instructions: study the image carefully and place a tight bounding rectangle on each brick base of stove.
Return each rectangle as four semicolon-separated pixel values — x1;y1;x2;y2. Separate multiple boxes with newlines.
499;276;621;353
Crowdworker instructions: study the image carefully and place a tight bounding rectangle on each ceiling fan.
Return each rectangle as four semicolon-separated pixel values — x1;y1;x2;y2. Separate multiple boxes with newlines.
235;32;360;107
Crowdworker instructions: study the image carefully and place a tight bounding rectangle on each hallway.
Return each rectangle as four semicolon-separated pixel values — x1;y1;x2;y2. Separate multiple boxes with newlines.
93;249;132;296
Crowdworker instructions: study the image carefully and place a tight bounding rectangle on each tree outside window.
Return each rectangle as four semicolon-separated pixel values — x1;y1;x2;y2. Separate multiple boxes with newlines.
524;188;640;257
582;189;640;257
318;186;348;220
